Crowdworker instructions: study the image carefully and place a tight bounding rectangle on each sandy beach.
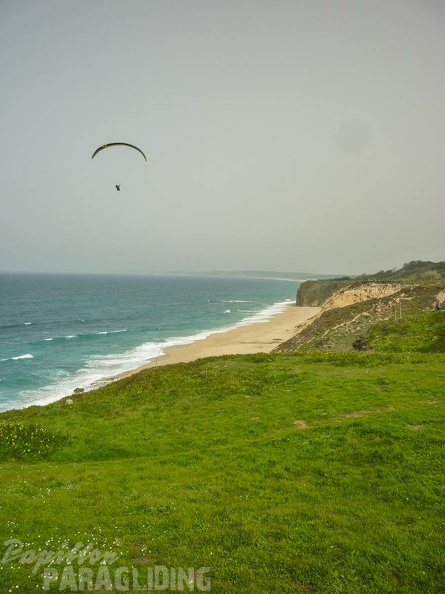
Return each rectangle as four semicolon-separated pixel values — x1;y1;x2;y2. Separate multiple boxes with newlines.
119;304;320;379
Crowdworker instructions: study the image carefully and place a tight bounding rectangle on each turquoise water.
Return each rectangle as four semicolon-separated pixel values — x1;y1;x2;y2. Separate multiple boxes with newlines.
0;273;298;411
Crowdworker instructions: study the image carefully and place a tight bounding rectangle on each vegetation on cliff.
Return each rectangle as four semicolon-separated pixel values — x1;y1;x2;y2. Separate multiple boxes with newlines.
361;309;445;353
360;259;445;282
295;278;352;307
280;283;444;353
296;260;445;307
288;261;445;353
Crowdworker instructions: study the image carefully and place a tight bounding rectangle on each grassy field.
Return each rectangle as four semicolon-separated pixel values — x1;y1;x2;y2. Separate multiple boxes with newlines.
0;348;444;593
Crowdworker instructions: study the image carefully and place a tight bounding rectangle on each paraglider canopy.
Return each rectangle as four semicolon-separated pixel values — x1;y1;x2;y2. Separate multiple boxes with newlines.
91;142;147;161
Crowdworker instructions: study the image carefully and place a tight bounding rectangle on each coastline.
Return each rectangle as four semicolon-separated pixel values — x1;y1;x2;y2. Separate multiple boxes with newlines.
3;275;315;411
117;304;320;379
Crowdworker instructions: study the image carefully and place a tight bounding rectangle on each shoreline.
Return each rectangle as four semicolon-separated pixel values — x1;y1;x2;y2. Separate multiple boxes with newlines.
8;304;320;412
117;304;320;380
7;302;319;413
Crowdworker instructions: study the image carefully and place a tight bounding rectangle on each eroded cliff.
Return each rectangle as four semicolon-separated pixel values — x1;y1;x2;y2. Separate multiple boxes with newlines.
278;281;444;352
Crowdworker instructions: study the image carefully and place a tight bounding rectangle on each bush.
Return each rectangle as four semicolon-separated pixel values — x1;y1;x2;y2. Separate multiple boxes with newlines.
0;422;67;461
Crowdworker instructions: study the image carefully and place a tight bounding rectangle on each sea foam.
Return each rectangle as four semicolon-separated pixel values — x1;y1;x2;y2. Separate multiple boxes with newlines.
16;300;292;410
1;354;34;362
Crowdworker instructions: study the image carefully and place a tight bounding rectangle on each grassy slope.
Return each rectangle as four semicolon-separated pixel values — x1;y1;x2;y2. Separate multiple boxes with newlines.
278;283;443;353
363;310;445;353
1;351;444;593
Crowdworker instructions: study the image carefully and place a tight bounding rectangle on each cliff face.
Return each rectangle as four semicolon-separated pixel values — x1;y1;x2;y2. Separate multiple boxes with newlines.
295;279;352;306
278;281;444;353
296;260;445;307
320;282;405;312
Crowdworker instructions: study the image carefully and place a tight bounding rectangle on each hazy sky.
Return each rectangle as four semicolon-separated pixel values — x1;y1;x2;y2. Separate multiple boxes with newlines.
1;0;445;276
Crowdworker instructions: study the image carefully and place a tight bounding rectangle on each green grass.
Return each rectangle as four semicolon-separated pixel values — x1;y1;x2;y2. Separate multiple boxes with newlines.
365;310;445;353
0;351;444;593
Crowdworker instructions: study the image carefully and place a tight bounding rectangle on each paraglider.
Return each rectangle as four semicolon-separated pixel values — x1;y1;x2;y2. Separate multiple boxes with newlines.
92;142;147;191
91;142;147;161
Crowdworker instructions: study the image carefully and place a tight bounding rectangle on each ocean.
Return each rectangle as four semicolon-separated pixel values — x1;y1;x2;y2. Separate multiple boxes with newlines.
0;273;299;412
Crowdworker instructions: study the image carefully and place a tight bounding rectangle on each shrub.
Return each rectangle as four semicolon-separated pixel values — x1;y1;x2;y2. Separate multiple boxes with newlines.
0;421;67;461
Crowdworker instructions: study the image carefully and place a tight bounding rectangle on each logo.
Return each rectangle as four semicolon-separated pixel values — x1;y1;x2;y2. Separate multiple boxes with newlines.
2;538;211;591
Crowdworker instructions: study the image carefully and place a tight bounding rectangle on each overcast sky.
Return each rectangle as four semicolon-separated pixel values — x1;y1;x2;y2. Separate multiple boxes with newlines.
1;0;444;276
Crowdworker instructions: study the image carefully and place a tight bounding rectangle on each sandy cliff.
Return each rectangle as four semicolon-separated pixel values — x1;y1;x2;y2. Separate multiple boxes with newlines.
277;280;444;352
320;282;406;312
